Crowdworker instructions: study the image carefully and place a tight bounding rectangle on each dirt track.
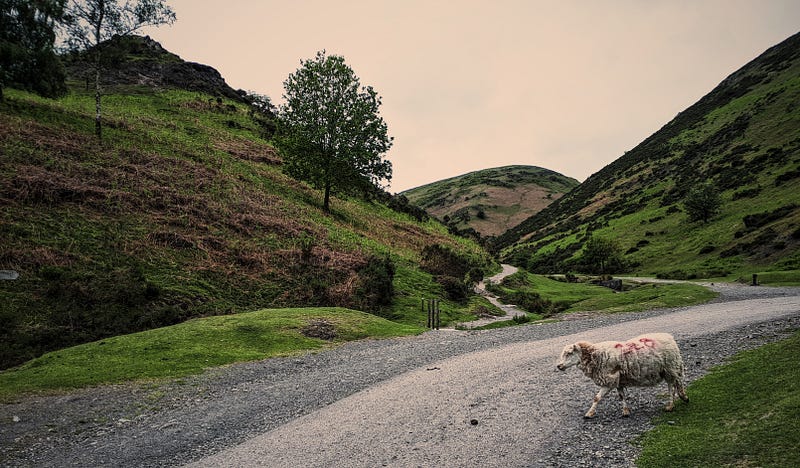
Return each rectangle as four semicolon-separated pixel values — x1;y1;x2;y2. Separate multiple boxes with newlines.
188;293;800;467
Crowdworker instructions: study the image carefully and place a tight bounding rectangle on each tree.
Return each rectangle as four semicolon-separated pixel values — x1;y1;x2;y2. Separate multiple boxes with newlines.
683;182;721;223
61;0;175;139
580;235;625;274
275;51;393;212
0;0;67;100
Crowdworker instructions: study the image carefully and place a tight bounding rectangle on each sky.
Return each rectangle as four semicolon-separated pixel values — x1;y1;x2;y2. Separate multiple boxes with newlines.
143;1;800;193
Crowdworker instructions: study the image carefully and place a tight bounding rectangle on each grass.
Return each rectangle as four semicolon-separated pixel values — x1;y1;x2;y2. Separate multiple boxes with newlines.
745;269;800;286
0;307;423;401
489;270;718;315
637;330;800;467
567;282;718;314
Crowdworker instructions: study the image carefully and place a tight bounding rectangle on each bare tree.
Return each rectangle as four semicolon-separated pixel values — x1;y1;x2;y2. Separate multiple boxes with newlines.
61;0;175;140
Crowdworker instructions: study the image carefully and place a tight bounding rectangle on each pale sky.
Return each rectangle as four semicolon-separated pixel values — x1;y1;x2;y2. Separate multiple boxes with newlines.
143;1;800;192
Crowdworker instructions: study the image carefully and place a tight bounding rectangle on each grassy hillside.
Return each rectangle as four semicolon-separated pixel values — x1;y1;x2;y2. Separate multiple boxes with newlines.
497;31;800;279
402;165;578;238
0;49;495;369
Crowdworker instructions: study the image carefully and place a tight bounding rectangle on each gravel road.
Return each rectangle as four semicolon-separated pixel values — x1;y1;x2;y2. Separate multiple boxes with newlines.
1;283;799;467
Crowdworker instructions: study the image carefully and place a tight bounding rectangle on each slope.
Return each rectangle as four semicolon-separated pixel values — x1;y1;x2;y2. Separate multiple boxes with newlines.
496;31;800;278
0;38;494;369
402;165;578;238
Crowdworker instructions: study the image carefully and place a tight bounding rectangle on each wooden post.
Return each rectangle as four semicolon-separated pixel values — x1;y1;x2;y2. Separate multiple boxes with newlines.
752;273;758;286
423;298;440;329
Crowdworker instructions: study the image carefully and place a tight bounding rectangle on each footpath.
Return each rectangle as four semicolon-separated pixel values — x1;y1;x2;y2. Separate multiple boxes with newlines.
459;264;528;328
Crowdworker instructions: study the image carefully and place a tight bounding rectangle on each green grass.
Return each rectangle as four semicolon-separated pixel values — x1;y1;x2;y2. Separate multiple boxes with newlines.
568;282;718;313
637;330;800;467
0;307;422;401
490;270;718;315
745;269;800;286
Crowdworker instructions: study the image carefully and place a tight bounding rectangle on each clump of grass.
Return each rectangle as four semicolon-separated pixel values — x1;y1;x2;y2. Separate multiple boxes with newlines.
637;330;800;467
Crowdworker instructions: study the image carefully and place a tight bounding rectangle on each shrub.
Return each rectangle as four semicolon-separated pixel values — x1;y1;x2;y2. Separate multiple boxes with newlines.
354;255;395;309
435;275;470;303
743;204;798;229
699;244;716;254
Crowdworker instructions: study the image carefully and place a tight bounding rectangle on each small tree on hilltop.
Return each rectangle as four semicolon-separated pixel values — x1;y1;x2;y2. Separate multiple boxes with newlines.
275;50;393;213
0;0;67;100
61;0;175;140
683;182;722;223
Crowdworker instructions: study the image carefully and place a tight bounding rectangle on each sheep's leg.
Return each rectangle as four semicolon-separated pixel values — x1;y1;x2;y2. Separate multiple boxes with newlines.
675;379;689;402
664;382;676;411
585;386;611;419
617;387;630;417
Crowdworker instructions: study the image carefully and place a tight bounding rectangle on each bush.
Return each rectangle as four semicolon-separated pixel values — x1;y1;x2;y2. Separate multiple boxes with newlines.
354;255;395;309
743;204;797;229
699;244;716;254
435;275;470;303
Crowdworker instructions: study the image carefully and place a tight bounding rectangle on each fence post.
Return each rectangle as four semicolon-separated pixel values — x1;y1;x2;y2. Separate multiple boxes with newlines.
752;273;758;286
422;298;441;330
423;299;429;328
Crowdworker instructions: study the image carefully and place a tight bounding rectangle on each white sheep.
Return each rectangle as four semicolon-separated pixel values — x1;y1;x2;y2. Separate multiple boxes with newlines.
556;332;689;418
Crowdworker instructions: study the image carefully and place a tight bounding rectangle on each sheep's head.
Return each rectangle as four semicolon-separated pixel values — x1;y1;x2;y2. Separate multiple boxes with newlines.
556;343;581;371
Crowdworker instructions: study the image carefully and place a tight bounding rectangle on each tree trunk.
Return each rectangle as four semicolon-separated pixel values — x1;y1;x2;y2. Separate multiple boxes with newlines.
323;182;331;213
94;56;102;140
93;0;105;141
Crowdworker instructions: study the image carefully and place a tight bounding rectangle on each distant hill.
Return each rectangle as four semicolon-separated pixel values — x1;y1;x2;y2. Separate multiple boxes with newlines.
496;31;800;278
402;165;578;238
0;36;494;369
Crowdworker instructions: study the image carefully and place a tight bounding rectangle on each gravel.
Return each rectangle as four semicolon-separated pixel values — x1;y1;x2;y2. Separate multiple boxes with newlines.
1;283;799;467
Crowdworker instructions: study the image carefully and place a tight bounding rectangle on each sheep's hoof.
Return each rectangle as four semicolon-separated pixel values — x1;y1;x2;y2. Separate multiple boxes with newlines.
622;412;630;418
583;414;596;420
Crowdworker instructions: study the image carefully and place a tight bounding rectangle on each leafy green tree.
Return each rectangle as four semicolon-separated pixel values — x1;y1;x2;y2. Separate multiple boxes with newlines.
683;182;722;223
0;0;67;100
580;234;625;274
275;50;393;212
61;0;175;139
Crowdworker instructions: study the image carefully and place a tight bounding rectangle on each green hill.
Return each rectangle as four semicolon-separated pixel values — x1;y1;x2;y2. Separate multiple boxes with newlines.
402;165;578;238
496;31;800;279
0;37;494;369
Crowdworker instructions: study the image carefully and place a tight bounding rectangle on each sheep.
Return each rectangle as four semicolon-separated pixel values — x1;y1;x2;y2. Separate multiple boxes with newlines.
556;332;689;418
